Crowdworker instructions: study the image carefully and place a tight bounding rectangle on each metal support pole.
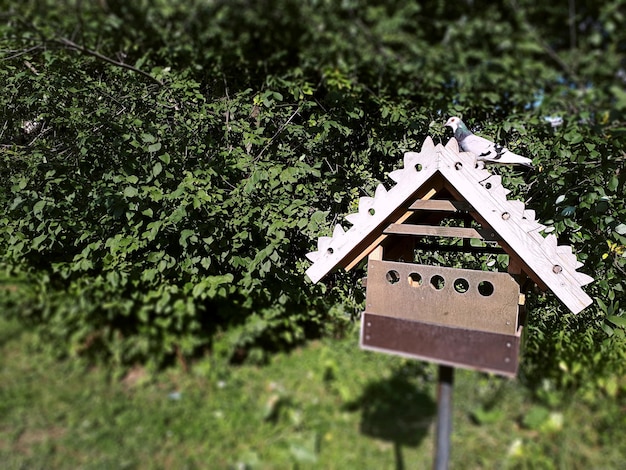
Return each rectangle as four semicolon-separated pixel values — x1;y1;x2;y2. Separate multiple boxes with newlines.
434;365;454;470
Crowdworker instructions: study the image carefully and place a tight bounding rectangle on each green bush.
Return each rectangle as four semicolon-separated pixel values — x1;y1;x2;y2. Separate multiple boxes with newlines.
1;0;625;389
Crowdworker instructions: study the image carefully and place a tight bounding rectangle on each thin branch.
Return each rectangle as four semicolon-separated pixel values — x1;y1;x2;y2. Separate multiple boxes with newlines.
509;0;582;86
255;106;301;161
569;0;577;51
54;37;163;86
24;60;39;75
1;45;44;61
10;15;164;86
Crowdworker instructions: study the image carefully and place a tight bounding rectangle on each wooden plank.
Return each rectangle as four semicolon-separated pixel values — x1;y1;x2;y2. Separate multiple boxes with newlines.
343;187;439;271
361;313;521;377
414;242;505;255
306;165;443;282
365;260;521;335
384;224;482;239
408;200;472;212
368;245;383;261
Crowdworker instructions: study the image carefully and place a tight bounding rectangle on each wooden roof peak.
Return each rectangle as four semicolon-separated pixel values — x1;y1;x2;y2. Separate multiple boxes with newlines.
305;136;593;314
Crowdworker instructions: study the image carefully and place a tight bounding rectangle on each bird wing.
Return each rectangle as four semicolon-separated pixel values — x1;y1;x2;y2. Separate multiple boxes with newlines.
461;134;533;167
461;134;504;160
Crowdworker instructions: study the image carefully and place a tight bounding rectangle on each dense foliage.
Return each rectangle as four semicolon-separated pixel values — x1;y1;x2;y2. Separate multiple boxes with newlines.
1;0;625;390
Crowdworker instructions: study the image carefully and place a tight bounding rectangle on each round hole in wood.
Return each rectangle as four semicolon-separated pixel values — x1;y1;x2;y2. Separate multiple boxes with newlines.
454;278;469;293
327;247;334;255
368;208;375;216
408;272;423;287
430;274;445;290
386;270;400;284
485;182;492;189
455;162;463;170
415;163;423;172
502;212;510;220
478;280;495;296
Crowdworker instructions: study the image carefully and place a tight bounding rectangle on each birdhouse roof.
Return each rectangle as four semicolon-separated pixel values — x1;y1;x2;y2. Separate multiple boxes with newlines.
305;137;593;314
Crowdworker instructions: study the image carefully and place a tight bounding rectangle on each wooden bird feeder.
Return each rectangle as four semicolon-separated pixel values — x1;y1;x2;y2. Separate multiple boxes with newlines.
305;137;593;377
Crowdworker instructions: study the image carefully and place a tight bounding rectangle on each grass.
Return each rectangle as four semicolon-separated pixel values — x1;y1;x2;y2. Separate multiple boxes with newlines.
1;317;625;469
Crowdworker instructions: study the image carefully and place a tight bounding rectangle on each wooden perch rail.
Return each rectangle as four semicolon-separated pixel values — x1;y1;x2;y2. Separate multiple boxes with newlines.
383;224;500;241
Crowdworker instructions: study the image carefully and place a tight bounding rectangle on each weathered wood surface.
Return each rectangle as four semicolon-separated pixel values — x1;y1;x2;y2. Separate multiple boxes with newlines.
305;136;593;314
408;199;472;212
383;223;495;241
361;313;522;377
365;259;521;335
436;139;592;313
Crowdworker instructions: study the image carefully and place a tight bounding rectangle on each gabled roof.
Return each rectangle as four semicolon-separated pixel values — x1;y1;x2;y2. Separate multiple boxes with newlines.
305;137;593;314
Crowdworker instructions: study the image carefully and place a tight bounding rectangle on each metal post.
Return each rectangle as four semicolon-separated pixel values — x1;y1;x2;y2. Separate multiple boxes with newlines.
434;365;454;470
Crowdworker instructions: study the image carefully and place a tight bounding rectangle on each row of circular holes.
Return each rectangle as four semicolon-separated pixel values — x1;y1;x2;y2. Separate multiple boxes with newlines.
385;270;495;296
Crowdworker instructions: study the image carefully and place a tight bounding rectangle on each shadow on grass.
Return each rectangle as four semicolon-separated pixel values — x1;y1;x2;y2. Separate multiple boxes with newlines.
0;317;25;348
345;364;436;470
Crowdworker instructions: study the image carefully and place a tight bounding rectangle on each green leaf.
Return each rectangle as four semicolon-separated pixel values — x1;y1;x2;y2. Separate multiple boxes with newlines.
179;229;195;247
522;405;550;431
470;406;504;425
32;233;47;249
124;186;139;198
33;200;46;219
141;133;156;143
607;315;626;328
142;269;158;283
147;142;162;153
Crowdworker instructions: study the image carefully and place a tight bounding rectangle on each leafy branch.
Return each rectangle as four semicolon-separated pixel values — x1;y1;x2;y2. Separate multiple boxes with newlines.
9;16;163;86
54;37;164;87
256;106;301;160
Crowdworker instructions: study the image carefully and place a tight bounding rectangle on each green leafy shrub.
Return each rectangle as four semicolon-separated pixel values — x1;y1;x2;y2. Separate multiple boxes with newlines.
1;0;625;390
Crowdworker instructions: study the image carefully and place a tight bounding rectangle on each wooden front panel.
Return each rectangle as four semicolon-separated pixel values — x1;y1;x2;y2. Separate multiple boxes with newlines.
365;260;521;335
361;313;522;377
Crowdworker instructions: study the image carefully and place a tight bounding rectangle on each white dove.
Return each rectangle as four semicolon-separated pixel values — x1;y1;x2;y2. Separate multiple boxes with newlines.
444;116;534;168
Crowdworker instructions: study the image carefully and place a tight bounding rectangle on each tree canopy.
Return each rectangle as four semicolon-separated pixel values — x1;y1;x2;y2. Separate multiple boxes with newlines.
1;0;625;390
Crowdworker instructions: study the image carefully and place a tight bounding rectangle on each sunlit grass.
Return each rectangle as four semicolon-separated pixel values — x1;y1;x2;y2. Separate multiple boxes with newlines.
1;318;624;469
